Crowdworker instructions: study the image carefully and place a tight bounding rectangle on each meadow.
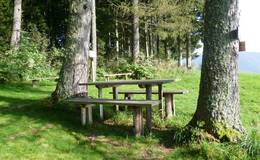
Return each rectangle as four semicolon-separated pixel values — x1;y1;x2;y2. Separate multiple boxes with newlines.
0;70;259;159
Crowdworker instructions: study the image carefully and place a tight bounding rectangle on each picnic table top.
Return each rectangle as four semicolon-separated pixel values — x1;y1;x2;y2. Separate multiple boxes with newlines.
79;79;174;87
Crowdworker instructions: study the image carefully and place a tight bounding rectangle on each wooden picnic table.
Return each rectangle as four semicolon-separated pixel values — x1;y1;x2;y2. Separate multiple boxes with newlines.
79;79;174;132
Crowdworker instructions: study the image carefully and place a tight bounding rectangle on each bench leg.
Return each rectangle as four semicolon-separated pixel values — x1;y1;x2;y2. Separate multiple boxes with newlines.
133;106;143;136
113;87;119;111
81;107;86;126
146;85;152;133
87;105;93;125
165;94;173;119
32;80;39;88
172;94;176;116
98;88;104;120
158;84;164;119
124;93;133;111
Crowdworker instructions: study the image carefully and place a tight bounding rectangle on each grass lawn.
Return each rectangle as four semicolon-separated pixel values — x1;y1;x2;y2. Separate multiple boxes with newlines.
0;71;259;159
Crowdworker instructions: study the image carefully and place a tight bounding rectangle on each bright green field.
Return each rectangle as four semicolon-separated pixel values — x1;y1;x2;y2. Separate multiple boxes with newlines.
0;71;259;159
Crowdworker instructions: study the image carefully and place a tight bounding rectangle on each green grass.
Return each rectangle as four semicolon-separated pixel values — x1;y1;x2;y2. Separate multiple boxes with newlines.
0;71;259;159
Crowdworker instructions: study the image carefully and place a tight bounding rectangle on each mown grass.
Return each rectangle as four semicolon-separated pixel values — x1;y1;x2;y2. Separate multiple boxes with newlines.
0;70;259;159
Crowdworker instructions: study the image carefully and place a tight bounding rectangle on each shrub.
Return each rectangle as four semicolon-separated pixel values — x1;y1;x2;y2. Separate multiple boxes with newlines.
0;31;59;82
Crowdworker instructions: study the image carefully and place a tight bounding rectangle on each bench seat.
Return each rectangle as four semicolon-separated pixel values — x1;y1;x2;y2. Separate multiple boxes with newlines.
68;97;160;107
110;90;188;118
68;97;160;136
110;90;188;95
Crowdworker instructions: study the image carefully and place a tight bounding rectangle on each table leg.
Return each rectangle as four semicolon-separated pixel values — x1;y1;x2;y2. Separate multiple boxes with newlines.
165;94;173;119
87;105;93;125
133;106;143;136
158;84;164;118
113;87;119;111
145;85;152;133
98;87;104;120
81;106;86;126
172;94;176;116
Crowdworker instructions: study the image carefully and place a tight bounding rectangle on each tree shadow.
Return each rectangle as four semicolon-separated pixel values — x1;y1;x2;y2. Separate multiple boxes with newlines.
0;96;181;150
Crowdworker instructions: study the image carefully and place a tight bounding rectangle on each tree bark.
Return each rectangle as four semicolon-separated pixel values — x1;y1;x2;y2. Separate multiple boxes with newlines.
52;0;91;103
132;0;139;63
10;0;22;50
186;33;192;69
177;36;182;67
144;17;149;58
188;0;244;141
91;0;97;82
115;16;119;59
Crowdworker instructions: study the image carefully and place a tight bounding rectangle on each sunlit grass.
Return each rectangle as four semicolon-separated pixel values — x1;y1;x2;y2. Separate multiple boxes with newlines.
0;71;259;159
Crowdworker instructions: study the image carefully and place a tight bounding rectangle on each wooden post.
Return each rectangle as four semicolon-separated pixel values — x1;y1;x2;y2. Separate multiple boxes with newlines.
133;106;143;136
113;87;119;111
87;105;93;125
172;94;176;116
124;93;133;111
165;94;173;119
32;80;38;88
158;84;164;118
98;87;104;120
145;85;152;132
81;106;87;126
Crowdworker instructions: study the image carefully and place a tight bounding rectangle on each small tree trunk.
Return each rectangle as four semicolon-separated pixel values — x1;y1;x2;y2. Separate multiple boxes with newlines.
186;34;192;69
52;0;92;103
91;0;97;82
188;0;244;141
156;35;160;57
177;36;182;67
144;18;149;58
10;0;22;50
115;17;119;59
132;0;140;63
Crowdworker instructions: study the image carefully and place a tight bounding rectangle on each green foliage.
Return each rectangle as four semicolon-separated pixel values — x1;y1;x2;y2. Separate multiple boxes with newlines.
0;31;59;81
112;62;154;80
241;130;260;158
0;0;12;53
112;111;132;126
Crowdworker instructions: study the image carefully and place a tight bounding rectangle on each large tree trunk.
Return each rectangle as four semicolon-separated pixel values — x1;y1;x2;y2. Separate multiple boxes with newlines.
52;0;91;103
185;33;192;69
10;0;22;50
132;0;139;63
188;0;244;141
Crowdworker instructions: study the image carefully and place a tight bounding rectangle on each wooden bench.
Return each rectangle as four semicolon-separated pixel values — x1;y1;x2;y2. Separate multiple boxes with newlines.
111;90;188;119
68;97;160;136
29;77;58;87
104;73;132;81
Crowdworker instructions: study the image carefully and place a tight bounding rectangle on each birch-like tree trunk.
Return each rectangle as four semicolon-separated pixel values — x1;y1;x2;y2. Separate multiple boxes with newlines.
132;0;139;63
186;34;192;69
52;0;91;103
188;0;244;141
91;0;97;81
177;36;182;67
10;0;22;50
144;18;149;58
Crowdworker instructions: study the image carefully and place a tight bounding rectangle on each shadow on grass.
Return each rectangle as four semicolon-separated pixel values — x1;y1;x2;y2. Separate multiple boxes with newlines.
0;95;180;149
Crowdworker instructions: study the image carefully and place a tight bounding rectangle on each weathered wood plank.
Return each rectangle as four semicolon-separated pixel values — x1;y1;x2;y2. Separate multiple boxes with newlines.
133;106;143;136
81;106;86;126
68;98;160;107
165;94;173;119
145;85;152;132
98;87;103;120
113;90;188;95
